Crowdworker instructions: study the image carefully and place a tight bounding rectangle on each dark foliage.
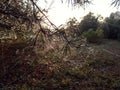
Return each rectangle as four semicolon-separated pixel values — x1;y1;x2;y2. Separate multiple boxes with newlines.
79;12;99;33
0;0;52;88
103;12;120;40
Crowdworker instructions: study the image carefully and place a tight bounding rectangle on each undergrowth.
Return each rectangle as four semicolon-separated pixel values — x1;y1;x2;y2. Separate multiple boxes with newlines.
0;41;120;90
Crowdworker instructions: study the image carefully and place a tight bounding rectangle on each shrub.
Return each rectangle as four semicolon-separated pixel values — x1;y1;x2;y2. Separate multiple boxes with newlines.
83;28;104;43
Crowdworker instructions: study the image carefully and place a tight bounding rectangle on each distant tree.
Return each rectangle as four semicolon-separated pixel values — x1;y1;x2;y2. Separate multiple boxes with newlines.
103;11;120;40
78;12;99;33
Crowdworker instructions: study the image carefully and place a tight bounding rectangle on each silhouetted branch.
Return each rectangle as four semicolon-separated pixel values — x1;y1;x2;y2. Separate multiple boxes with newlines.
111;0;120;7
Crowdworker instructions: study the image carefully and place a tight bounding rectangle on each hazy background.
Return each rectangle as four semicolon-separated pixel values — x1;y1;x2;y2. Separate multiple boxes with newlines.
38;0;119;26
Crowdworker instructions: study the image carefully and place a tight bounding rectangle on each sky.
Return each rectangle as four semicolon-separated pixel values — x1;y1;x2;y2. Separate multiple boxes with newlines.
38;0;119;26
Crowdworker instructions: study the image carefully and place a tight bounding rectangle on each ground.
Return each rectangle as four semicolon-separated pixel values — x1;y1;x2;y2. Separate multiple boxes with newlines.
37;39;120;90
2;39;120;90
67;39;120;90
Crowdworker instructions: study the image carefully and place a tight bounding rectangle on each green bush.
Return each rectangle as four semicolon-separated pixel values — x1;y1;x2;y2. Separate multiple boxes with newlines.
83;28;104;43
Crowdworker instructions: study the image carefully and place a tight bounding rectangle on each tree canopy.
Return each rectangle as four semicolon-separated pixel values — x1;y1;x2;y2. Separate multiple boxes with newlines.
79;12;99;32
103;11;120;40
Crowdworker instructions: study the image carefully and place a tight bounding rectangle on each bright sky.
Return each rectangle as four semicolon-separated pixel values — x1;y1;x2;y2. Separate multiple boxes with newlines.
38;0;119;26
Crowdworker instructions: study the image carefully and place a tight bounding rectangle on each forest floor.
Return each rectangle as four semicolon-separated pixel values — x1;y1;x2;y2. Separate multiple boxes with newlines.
35;39;120;90
64;40;120;90
3;39;119;90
